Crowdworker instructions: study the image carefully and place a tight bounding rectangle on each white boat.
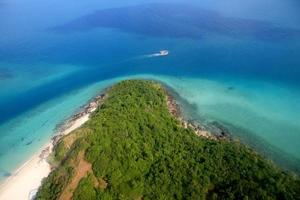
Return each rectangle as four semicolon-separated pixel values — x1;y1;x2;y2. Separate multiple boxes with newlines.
159;50;169;56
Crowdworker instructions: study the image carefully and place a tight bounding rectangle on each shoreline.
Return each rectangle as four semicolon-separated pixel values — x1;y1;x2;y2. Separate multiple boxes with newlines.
0;93;106;200
0;84;232;200
165;88;230;140
0;81;298;199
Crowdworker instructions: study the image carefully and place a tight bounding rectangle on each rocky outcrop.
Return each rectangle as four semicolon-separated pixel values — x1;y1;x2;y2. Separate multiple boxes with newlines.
51;93;106;146
166;91;230;140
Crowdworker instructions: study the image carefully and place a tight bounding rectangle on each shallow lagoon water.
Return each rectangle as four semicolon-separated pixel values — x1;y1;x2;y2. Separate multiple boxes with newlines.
0;77;122;179
1;0;300;180
142;75;300;172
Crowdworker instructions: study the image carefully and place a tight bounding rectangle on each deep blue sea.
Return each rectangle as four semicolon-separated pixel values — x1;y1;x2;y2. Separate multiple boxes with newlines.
1;0;300;181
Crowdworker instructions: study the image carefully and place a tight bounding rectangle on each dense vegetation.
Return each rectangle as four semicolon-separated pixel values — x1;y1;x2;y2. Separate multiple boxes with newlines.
36;80;300;200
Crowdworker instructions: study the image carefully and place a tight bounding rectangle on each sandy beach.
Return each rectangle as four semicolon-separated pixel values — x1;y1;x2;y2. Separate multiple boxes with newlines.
0;94;104;200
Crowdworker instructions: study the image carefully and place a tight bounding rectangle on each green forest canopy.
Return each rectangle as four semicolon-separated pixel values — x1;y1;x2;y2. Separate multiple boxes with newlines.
36;80;300;200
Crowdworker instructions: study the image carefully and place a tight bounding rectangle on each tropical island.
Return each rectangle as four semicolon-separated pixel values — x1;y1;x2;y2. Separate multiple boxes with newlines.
35;80;300;200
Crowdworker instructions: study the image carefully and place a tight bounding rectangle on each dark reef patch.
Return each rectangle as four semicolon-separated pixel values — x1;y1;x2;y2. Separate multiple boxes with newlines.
227;86;235;91
0;169;11;178
3;172;11;177
25;140;33;146
53;3;300;41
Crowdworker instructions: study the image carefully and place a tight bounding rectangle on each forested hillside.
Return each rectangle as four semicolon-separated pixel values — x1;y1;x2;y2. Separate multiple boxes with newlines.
36;80;300;200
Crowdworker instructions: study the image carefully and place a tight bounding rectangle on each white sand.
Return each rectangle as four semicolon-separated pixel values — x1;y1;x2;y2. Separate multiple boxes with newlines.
0;112;92;200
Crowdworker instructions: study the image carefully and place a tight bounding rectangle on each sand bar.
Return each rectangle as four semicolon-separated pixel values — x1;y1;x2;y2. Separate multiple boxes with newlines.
0;94;104;200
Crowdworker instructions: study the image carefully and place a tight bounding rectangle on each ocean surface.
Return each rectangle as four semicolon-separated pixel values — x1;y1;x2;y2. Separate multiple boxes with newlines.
1;0;300;181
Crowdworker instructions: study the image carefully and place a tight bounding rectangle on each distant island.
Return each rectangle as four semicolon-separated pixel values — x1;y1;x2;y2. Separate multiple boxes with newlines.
36;80;300;199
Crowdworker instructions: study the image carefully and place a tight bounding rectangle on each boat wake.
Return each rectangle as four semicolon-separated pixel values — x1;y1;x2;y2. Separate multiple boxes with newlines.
145;53;163;58
123;50;169;63
140;50;169;59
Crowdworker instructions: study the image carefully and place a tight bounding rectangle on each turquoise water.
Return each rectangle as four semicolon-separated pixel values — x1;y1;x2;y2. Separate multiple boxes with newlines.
1;0;300;180
140;75;300;172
